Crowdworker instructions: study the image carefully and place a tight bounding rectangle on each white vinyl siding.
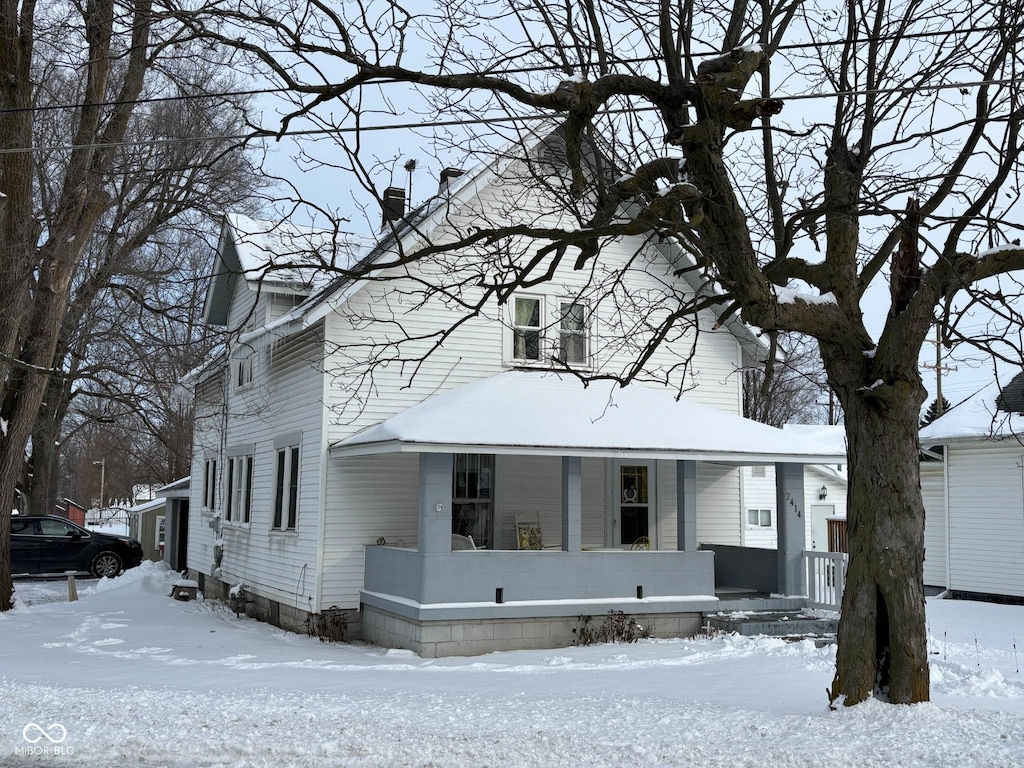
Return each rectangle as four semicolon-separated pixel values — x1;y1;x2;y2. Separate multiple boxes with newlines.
945;444;1024;597
696;463;743;546
188;328;324;612
321;453;420;608
921;461;947;588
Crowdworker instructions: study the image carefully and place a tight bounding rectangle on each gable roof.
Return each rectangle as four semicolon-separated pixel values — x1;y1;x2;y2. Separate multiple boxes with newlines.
216;128;770;363
919;375;1024;443
331;370;845;463
995;371;1024;414
204;213;374;326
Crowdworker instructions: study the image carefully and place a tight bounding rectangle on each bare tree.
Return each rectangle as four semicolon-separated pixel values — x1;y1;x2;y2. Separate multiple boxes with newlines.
0;0;257;609
743;334;830;427
177;0;1024;705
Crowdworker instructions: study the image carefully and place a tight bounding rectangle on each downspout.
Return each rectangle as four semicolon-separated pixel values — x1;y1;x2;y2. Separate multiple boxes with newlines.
313;327;328;614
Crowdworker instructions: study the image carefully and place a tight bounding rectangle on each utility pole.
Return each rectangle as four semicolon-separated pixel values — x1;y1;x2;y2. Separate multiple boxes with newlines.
92;458;106;514
923;325;957;416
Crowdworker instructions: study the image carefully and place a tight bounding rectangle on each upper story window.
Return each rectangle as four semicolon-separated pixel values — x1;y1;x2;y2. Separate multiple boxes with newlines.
557;301;588;364
513;296;542;361
509;295;591;367
234;352;254;389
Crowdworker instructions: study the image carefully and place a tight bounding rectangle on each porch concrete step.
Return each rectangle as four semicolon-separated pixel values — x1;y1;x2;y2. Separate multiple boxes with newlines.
703;610;839;638
715;595;807;612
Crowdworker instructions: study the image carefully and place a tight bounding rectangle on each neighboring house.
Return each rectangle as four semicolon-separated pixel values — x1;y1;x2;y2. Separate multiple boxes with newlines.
127;498;167;562
185;133;844;656
156;477;190;573
919;372;1024;599
741;424;848;552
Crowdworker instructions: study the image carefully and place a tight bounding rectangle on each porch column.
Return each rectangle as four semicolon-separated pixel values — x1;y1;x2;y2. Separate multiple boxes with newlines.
775;462;807;596
676;459;697;551
561;456;582;552
418;452;453;553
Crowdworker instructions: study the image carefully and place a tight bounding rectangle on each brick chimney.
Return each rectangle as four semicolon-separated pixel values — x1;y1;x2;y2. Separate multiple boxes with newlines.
381;186;406;229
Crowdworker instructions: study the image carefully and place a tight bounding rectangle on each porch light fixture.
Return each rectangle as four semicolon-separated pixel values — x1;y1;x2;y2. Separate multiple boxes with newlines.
818;485;828;500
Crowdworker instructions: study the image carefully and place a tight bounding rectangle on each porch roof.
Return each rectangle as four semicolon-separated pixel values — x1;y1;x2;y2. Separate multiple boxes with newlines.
330;371;845;463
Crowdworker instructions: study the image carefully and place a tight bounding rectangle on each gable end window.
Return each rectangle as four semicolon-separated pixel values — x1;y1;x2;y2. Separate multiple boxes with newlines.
273;445;300;530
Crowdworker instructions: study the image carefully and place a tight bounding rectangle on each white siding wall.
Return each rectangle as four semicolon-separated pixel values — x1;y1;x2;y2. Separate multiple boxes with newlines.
946;444;1024;597
320;453;420;608
921;461;947;588
188;374;227;580
657;460;679;550
740;466;777;548
739;465;848;550
696;463;742;545
188;327;325;611
225;274;264;331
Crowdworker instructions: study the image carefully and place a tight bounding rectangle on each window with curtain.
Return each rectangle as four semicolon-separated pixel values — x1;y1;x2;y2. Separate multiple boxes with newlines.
452;454;495;549
513;297;542;360
558;301;588;364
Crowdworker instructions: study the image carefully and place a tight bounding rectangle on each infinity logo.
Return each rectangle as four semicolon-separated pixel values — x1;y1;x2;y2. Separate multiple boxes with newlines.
22;722;67;744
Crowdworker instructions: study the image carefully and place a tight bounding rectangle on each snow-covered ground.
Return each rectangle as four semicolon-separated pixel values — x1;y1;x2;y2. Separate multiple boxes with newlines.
3;563;1024;767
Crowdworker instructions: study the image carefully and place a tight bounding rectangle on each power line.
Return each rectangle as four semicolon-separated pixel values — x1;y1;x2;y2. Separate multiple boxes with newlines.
0;74;1018;156
0;23;1007;118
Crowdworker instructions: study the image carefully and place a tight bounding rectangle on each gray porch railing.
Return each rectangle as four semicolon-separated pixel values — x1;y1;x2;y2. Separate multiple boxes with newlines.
805;550;848;611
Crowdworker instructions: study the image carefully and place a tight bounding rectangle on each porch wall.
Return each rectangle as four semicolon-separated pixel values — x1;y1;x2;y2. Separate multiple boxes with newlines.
363;546;716;608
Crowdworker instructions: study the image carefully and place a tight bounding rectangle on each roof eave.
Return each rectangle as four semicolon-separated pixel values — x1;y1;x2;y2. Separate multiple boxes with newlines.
329;438;842;464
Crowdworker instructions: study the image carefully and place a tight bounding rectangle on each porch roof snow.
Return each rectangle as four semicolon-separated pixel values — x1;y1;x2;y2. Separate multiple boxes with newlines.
331;371;846;463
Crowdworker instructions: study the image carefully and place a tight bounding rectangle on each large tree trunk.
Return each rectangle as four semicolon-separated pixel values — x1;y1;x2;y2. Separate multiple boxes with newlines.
831;380;930;705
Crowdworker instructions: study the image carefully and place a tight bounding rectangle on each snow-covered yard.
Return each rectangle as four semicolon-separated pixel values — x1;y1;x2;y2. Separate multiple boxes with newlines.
2;563;1023;767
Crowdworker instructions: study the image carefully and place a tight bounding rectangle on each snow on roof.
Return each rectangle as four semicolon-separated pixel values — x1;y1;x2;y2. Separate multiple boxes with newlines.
226;213;375;293
782;424;847;455
156;477;190;494
126;498;166;515
919;381;1024;442
332;370;845;463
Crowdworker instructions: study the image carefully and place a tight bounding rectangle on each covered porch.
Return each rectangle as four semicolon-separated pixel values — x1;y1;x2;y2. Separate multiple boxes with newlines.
332;371;844;656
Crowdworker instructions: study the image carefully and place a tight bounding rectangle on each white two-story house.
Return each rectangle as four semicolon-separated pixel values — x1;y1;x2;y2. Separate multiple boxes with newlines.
185;132;842;656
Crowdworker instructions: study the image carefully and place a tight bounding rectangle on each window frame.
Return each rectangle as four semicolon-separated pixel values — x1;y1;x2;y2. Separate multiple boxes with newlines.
234;352;254;390
225;454;253;525
557;300;589;365
746;508;773;528
506;294;593;369
272;445;300;531
202;458;218;512
511;295;544;363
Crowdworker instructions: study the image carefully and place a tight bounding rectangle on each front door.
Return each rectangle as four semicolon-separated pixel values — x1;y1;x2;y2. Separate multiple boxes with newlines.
809;504;835;551
611;462;656;548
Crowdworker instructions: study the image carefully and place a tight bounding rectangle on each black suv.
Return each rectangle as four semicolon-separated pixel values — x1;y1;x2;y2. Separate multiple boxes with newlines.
10;515;144;578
